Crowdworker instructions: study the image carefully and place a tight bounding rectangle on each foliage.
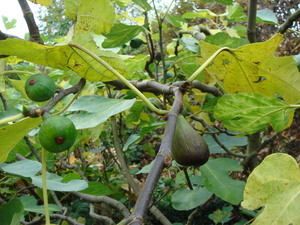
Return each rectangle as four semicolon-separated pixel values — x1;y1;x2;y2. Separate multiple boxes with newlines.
0;0;299;224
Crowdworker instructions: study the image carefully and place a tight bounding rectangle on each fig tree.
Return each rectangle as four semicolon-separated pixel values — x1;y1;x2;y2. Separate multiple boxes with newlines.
25;74;56;102
39;116;77;153
172;115;210;167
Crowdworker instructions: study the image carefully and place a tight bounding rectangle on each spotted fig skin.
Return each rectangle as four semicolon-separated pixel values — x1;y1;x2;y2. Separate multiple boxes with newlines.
25;74;56;102
172;115;210;167
39;116;77;153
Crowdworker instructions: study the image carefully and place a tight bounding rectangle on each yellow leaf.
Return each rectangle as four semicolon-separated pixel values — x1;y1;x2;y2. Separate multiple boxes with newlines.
242;153;300;224
29;0;53;7
200;34;300;104
0;117;42;163
0;39;125;82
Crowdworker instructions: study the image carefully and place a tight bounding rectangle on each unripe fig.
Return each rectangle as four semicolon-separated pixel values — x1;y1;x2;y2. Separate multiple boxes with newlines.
172;115;210;167
39;116;77;153
130;38;144;48
25;74;56;102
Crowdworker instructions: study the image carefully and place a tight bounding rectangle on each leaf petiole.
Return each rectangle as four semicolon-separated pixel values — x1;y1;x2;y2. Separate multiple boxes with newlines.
188;47;231;82
69;42;168;115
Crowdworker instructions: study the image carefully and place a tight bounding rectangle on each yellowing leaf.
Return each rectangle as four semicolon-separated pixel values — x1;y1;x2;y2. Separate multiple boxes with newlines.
242;153;300;224
214;92;297;134
0;39;125;82
0;117;42;163
200;34;300;104
29;0;53;6
74;0;115;36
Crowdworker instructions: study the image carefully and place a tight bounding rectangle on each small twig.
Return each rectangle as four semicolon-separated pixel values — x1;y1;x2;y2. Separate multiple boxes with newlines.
89;204;115;225
277;8;300;34
186;195;215;225
72;192;130;218
191;116;246;158
247;0;258;43
52;214;84;225
0;93;8;110
18;0;43;44
21;215;45;225
24;136;42;162
57;153;88;181
183;167;193;190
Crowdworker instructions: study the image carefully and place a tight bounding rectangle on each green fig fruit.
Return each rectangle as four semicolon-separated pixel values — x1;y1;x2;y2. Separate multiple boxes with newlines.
25;74;56;102
130;38;144;48
39;116;77;153
172;115;210;167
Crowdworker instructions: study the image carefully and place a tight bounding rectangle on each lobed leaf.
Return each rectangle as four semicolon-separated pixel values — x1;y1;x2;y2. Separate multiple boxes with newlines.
214;92;298;134
200;34;300;104
242;153;300;224
200;158;245;205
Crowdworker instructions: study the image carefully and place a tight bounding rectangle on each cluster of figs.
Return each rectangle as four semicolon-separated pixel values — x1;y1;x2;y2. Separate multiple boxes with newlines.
25;74;209;166
25;74;76;153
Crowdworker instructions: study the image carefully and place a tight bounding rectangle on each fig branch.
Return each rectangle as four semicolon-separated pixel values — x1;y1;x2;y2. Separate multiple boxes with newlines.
110;116;172;225
18;0;43;44
125;87;184;225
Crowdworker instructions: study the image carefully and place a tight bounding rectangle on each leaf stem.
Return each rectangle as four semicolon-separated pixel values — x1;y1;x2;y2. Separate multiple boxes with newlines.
187;47;230;82
42;148;50;225
0;113;24;125
69;43;168;115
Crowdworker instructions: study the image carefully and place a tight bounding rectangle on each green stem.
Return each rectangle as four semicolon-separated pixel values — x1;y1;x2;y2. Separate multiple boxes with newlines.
69;43;168;115
0;70;35;76
42;148;50;225
52;86;83;116
188;47;230;82
0;113;24;125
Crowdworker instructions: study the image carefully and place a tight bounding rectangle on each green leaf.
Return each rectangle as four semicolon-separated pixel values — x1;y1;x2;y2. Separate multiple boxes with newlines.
214;92;297;134
125;101;145;125
124;54;149;80
0;160;41;177
64;0;80;20
200;158;245;205
171;188;213;210
123;134;140;151
2;16;17;30
0;108;22;120
181;36;199;52
165;14;187;28
203;133;247;154
215;0;233;5
62;173;81;182
0;198;24;225
102;24;144;48
242;153;300;224
204;32;249;48
209;206;233;224
132;0;152;11
0;117;42;164
31;173;88;191
78;181;114;196
256;9;278;24
20;195;60;215
67;95;136;129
